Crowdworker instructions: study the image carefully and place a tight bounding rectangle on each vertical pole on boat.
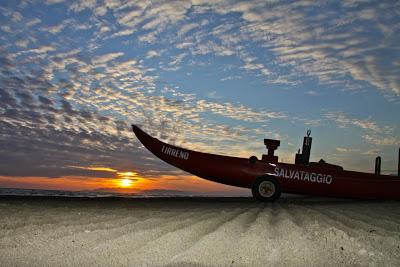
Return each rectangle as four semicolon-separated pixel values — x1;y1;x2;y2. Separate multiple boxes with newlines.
398;147;400;176
295;130;312;165
375;156;381;175
302;130;312;165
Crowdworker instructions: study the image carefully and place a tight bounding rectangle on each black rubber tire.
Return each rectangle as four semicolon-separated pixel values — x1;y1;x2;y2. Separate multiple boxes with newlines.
251;176;281;202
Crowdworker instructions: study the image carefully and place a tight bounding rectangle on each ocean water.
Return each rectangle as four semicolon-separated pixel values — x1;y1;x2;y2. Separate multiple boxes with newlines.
0;187;244;198
0;188;130;198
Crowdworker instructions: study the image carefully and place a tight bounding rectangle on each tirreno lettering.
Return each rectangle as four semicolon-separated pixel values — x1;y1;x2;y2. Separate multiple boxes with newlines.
274;167;333;185
161;145;189;160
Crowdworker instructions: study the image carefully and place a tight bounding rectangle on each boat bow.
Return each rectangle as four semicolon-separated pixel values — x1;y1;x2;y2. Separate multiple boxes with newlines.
131;124;264;188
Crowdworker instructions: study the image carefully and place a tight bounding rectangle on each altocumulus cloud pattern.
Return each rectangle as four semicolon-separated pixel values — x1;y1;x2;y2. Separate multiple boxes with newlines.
0;0;399;183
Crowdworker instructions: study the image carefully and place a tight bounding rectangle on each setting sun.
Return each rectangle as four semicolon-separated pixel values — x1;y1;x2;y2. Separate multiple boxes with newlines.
116;171;140;188
119;178;132;188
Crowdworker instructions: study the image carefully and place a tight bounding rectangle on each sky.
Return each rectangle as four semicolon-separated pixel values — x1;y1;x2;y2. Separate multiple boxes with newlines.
0;0;399;196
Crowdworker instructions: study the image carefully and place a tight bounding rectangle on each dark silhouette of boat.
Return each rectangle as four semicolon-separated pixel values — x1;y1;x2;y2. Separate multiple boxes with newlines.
132;124;400;201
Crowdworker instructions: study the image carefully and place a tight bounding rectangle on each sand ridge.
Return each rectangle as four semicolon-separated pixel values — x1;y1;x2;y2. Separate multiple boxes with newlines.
0;196;399;267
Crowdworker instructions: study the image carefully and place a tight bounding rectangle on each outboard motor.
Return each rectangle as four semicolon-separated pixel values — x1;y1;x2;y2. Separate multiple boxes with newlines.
295;130;312;165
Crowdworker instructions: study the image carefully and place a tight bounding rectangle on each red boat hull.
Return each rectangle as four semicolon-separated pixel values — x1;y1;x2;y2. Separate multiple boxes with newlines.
132;125;400;199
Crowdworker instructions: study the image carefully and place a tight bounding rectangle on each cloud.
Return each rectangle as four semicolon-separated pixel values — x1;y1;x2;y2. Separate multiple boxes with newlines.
92;52;124;65
196;99;286;122
111;28;135;37
46;0;64;4
206;91;222;100
24;46;56;54
325;112;399;147
362;134;400;146
177;22;202;37
361;148;381;155
216;1;399;96
69;0;97;13
43;24;65;34
324;112;380;132
1;0;398;182
70;166;118;172
183;40;236;57
11;12;22;22
94;6;108;16
0;91;158;178
306;90;318;96
117;9;143;27
41;0;397;97
336;147;360;152
26;18;41;27
15;39;29;48
168;52;187;67
146;50;161;59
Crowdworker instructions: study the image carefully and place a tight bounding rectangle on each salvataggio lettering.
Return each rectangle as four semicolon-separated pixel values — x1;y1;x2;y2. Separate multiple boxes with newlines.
274;167;333;185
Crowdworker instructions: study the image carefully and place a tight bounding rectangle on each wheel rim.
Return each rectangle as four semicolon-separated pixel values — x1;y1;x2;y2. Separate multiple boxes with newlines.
258;181;275;198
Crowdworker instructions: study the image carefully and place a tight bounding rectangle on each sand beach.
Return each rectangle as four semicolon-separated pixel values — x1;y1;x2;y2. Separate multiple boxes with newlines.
0;196;399;267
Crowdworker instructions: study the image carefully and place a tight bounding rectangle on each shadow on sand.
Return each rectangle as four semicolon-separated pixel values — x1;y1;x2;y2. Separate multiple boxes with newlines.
0;194;397;209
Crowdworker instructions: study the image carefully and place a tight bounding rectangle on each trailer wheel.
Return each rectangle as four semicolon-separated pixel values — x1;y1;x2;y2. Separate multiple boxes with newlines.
252;176;281;202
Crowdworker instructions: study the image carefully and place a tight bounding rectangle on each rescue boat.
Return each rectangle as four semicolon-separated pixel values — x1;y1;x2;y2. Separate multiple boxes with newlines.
132;124;400;201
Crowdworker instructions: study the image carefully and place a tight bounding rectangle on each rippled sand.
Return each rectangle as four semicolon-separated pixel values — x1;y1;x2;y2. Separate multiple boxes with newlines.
0;196;399;267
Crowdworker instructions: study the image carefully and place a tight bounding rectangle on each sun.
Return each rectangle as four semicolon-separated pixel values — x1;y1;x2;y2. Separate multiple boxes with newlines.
115;171;145;189
119;178;132;188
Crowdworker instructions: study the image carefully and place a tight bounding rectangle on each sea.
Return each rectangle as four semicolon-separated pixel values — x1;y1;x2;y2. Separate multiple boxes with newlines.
0;187;246;198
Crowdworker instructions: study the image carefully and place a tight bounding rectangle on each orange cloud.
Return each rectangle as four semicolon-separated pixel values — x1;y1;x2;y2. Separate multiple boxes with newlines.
69;166;118;172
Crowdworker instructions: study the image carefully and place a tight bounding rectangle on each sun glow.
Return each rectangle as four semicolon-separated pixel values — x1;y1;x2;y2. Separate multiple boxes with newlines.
116;171;140;188
0;165;248;195
119;178;133;187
